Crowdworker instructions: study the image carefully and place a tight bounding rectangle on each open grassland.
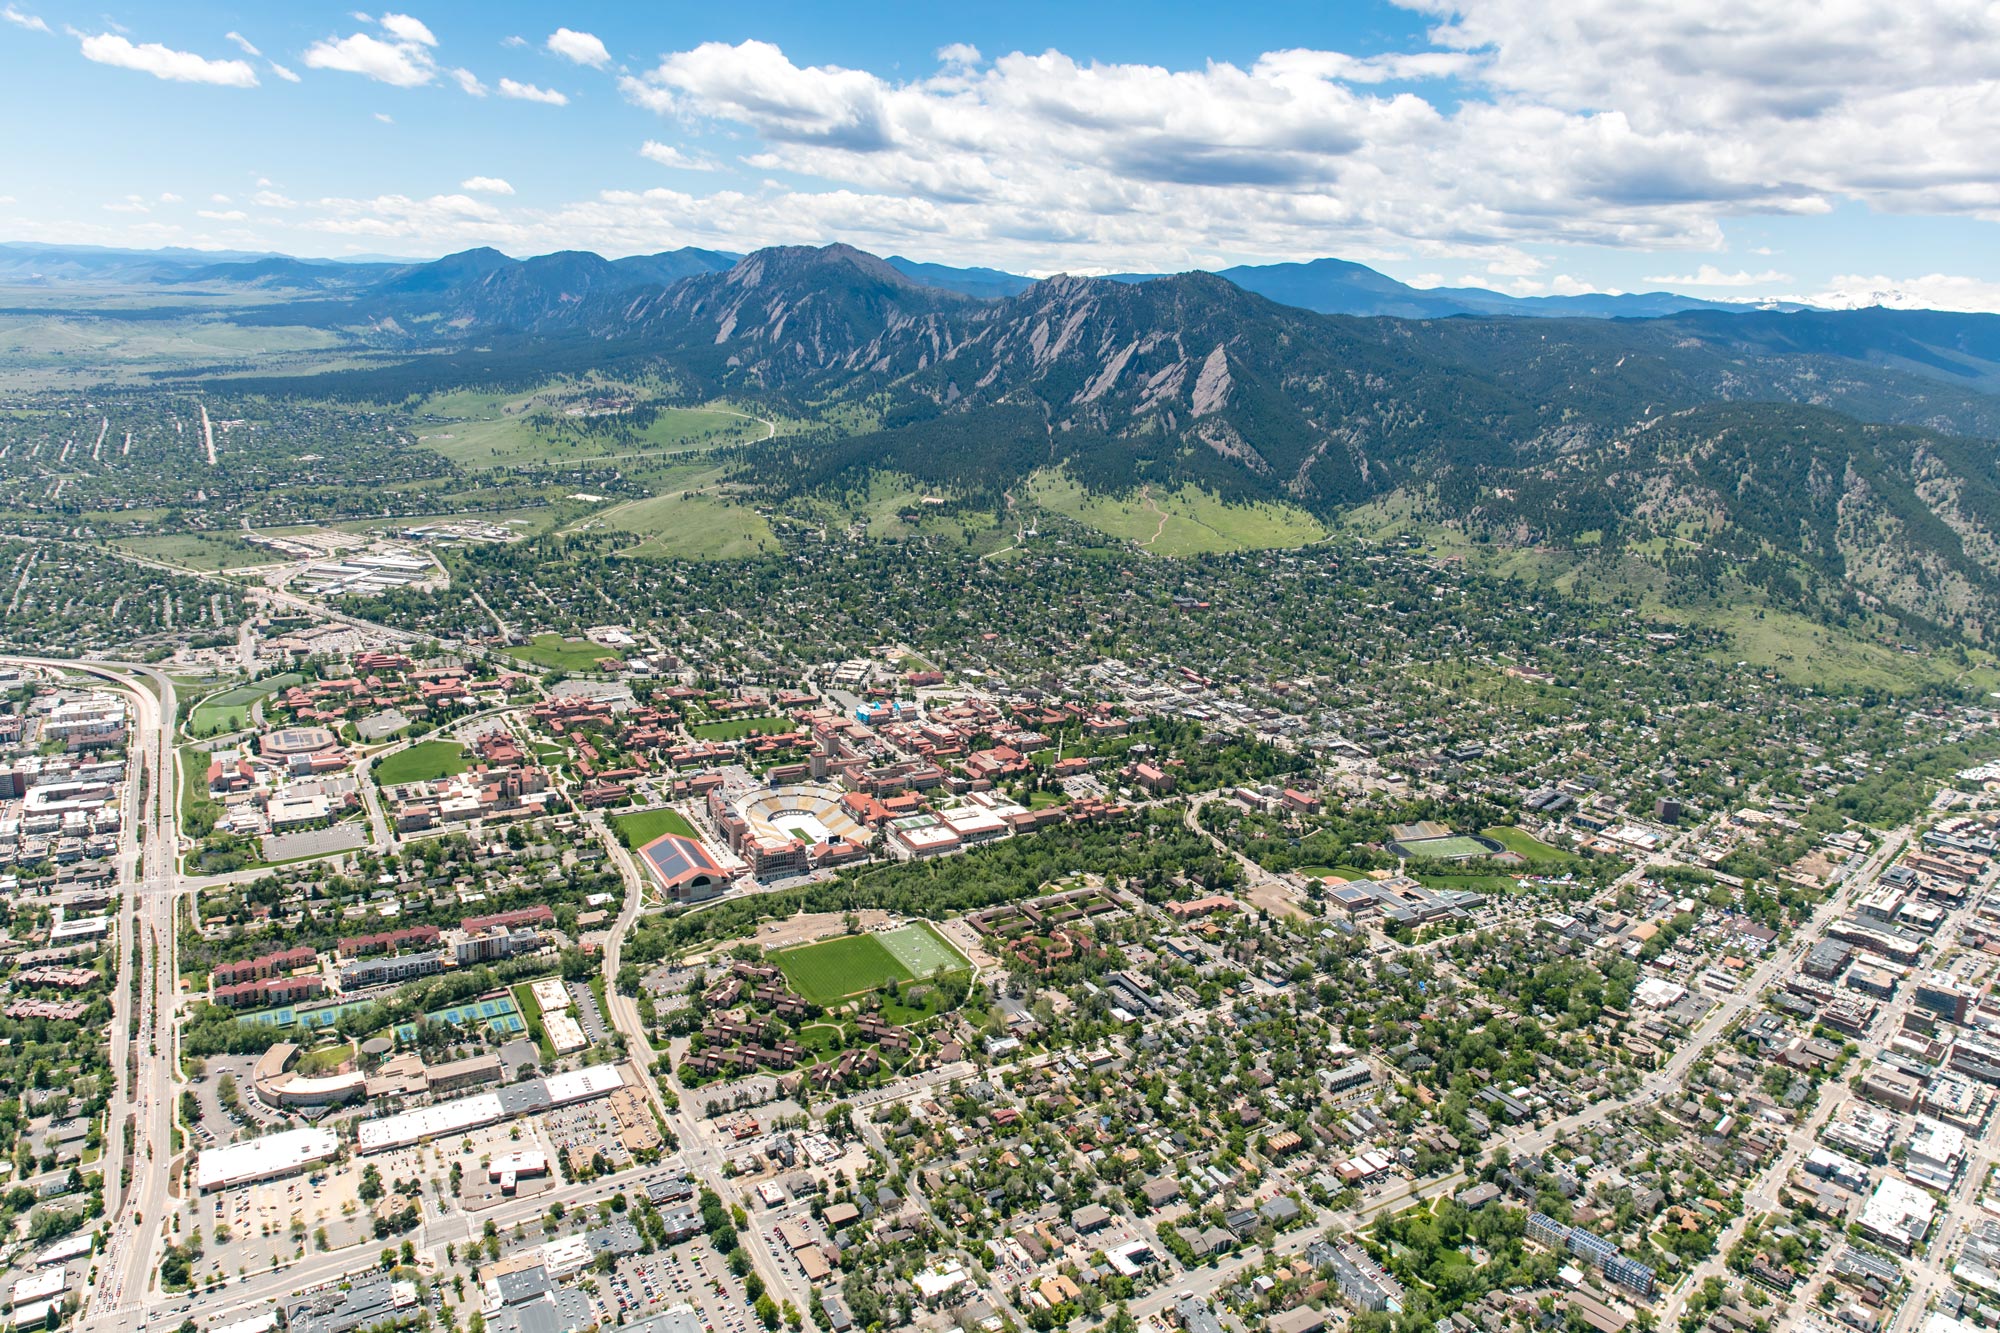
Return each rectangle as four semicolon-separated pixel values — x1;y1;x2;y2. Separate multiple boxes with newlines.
506;633;622;671
374;740;469;785
592;489;779;560
415;379;773;471
1026;470;1325;555
113;531;273;571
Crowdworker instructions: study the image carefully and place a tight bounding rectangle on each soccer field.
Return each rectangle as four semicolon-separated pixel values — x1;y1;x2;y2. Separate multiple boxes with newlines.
774;934;912;1004
877;923;968;979
773;924;969;1004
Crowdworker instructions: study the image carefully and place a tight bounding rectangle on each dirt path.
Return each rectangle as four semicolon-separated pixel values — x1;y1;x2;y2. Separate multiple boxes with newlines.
1137;486;1170;550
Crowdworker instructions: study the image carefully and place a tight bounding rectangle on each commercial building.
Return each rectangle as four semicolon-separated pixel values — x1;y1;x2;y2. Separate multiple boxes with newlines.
1858;1176;1938;1253
196;1126;340;1192
355;1062;626;1152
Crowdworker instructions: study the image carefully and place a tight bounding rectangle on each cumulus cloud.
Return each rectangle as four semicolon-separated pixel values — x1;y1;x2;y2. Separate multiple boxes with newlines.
1644;265;1791;286
546;27;608;68
461;176;515;194
498;77;566;105
449;66;485;96
377;13;436;47
303;14;438;86
269;62;300;82
78;32;258;86
224;31;259;57
1;5;49;33
590;4;2000;277
639;140;716;171
198;208;247;221
1810;273;2000;313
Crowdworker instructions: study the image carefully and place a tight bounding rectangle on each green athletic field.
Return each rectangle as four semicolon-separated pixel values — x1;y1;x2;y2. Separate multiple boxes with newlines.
773;923;968;1005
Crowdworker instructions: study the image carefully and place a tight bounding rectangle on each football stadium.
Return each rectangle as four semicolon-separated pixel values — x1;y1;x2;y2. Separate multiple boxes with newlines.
735;784;864;845
1386;820;1506;860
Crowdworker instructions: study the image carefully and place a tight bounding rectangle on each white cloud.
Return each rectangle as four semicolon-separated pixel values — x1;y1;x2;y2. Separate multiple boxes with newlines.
1810;273;2000;313
377;13;436;47
498;77;566;105
3;5;50;33
78;32;258;86
1643;265;1791;286
211;193;231;203
197;208;247;221
103;195;149;213
0;196;15;205
252;189;298;208
374;111;394;123
935;43;981;68
302;15;439;86
639;141;716;171
461;176;515;195
586;7;2000;275
501;34;526;48
546;27;608;68
158;192;182;203
224;31;259;57
449;66;485;95
269;62;300;82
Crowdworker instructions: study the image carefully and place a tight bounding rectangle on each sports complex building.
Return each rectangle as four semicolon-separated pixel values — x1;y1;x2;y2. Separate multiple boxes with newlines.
636;829;733;902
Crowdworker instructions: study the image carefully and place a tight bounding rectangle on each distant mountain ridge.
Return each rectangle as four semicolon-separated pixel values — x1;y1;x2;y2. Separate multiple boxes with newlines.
0;237;1791;321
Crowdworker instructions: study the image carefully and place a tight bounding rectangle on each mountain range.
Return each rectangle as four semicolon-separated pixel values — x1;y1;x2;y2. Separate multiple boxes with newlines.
14;236;2000;648
0;238;1789;321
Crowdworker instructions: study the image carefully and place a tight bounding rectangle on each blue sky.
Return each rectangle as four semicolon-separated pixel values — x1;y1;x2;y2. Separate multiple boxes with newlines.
3;1;1998;308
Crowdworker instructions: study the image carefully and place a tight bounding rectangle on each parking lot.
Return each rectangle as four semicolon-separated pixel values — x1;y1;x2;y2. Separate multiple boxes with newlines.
195;1162;372;1276
600;1237;760;1333
543;1098;636;1177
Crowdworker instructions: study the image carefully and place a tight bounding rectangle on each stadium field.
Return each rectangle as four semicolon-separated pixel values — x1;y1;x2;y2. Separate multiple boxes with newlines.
773;934;912;1004
877;922;968;979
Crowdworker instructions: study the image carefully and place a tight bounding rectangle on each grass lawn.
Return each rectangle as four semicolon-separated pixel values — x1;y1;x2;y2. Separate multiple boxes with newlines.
611;806;697;848
507;633;622;672
1295;864;1347;881
1480;826;1572;864
773;934;914;1005
374;740;470;785
1026;790;1065;810
689;715;795;742
186;672;302;738
511;982;557;1063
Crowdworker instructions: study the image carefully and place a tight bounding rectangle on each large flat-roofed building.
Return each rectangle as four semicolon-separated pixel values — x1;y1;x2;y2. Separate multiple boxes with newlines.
638;831;733;901
356;1062;626;1152
1859;1176;1938;1253
196;1126;339;1192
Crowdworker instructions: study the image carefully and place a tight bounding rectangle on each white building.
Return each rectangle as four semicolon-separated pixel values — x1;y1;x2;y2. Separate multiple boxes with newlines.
196;1126;340;1192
